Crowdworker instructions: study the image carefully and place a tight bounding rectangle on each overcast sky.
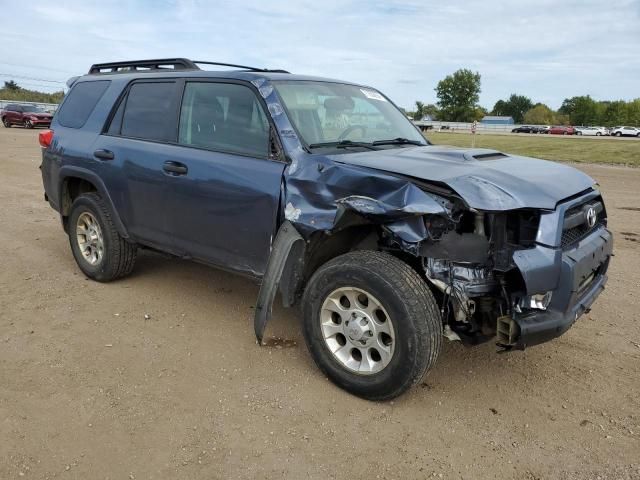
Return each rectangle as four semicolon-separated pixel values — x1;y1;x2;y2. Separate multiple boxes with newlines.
1;0;638;110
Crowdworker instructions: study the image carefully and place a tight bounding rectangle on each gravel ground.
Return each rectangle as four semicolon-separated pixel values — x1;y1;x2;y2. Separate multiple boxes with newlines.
1;127;639;479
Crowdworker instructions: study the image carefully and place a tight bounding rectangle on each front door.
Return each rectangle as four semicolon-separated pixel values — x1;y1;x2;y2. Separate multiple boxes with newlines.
161;80;285;276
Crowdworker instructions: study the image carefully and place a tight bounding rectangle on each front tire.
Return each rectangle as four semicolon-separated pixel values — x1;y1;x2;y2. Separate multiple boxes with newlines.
68;192;137;282
2;117;10;128
24;119;33;129
302;251;442;400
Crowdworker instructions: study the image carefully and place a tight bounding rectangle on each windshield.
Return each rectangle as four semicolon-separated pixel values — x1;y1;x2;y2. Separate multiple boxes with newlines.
273;81;426;148
23;105;44;113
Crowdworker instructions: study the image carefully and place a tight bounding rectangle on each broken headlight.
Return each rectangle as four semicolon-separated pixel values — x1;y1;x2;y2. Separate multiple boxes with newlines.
517;291;553;311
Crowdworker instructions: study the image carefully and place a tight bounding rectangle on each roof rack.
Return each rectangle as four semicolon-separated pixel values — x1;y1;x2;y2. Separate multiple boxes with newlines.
88;58;290;74
192;61;290;74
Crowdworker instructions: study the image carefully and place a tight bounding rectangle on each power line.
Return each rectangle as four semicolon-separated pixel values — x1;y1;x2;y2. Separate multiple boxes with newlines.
0;73;66;84
0;61;76;75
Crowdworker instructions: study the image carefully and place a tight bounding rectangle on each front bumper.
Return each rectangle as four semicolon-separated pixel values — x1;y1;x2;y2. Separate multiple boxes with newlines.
510;226;613;349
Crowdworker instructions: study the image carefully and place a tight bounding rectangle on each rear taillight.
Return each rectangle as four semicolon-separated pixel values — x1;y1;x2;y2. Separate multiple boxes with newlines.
39;129;53;148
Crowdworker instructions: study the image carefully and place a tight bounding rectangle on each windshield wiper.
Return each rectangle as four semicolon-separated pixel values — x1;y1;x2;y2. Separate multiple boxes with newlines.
371;137;426;147
308;140;379;151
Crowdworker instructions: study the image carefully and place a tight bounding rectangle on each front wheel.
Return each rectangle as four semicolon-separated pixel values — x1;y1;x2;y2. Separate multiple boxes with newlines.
615;132;622;137
24;119;33;129
302;251;442;400
2;117;10;128
68;192;137;282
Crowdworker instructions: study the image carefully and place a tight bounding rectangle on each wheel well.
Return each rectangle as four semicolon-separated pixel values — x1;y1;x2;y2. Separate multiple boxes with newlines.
302;225;378;283
61;177;98;216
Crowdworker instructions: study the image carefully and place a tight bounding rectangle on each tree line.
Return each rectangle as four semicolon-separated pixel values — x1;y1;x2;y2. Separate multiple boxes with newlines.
1;80;64;104
412;69;639;127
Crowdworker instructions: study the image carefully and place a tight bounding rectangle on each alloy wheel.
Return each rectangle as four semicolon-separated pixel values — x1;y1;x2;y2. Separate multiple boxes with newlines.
320;287;395;375
76;212;104;266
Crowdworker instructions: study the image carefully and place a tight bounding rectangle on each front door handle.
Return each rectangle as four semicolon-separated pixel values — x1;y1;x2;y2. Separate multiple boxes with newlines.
163;161;188;175
94;149;114;160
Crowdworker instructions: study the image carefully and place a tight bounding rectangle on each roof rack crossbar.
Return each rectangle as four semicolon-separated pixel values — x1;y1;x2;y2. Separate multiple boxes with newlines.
89;58;199;74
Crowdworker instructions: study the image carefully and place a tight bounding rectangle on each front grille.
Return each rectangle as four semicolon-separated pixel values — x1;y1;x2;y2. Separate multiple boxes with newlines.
561;199;606;248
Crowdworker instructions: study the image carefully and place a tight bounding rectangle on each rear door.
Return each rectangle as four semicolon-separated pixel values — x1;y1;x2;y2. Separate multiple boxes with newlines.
93;80;182;250
162;80;285;276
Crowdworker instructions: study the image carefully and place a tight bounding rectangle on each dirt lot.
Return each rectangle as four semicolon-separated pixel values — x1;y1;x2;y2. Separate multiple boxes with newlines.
1;127;639;480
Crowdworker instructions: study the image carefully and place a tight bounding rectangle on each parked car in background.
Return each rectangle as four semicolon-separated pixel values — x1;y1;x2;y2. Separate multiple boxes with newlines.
575;126;608;136
511;125;537;133
1;104;53;128
539;125;551;134
549;125;576;135
610;126;640;137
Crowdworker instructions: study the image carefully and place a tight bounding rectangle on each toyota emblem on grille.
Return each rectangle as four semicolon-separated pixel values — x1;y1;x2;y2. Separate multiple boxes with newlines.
585;206;597;228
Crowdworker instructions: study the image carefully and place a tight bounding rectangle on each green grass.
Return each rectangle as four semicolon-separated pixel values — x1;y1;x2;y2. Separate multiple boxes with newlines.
424;132;640;167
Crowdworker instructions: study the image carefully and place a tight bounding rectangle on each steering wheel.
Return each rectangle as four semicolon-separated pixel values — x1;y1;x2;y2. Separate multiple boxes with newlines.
337;125;367;141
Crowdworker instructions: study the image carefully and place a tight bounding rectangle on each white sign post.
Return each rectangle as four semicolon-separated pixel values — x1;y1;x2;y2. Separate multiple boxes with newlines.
471;120;477;148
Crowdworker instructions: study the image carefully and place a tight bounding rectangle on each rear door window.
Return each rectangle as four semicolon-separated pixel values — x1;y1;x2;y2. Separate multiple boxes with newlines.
57;80;110;128
119;82;178;142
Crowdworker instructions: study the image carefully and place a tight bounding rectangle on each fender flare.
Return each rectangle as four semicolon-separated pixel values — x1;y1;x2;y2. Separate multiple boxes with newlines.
58;165;130;238
254;221;305;343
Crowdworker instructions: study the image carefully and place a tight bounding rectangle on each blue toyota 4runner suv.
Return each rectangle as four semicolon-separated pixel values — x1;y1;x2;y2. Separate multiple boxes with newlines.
39;58;613;400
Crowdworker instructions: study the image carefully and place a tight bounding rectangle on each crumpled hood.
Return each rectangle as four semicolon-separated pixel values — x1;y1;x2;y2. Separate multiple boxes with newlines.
329;145;595;211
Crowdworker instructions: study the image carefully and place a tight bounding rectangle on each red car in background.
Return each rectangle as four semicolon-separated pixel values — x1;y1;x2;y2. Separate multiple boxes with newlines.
548;125;576;135
1;104;53;128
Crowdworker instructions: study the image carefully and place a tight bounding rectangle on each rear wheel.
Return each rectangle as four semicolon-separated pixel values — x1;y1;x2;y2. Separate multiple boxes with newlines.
68;192;137;282
302;251;442;400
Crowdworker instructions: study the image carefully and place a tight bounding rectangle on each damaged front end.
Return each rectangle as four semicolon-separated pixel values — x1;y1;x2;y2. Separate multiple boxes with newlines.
416;191;613;350
259;158;612;350
252;76;612;349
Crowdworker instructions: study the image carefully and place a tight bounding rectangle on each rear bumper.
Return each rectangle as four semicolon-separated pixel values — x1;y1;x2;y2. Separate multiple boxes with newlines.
511;226;613;348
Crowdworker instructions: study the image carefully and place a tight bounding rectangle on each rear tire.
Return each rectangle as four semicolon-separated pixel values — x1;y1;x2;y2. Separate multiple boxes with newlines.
301;251;442;400
68;192;137;282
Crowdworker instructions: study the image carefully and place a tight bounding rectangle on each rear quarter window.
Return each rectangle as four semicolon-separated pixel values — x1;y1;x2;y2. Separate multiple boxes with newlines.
57;80;110;129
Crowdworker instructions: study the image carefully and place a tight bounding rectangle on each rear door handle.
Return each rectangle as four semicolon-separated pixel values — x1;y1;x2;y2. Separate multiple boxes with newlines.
94;149;114;160
163;161;188;175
